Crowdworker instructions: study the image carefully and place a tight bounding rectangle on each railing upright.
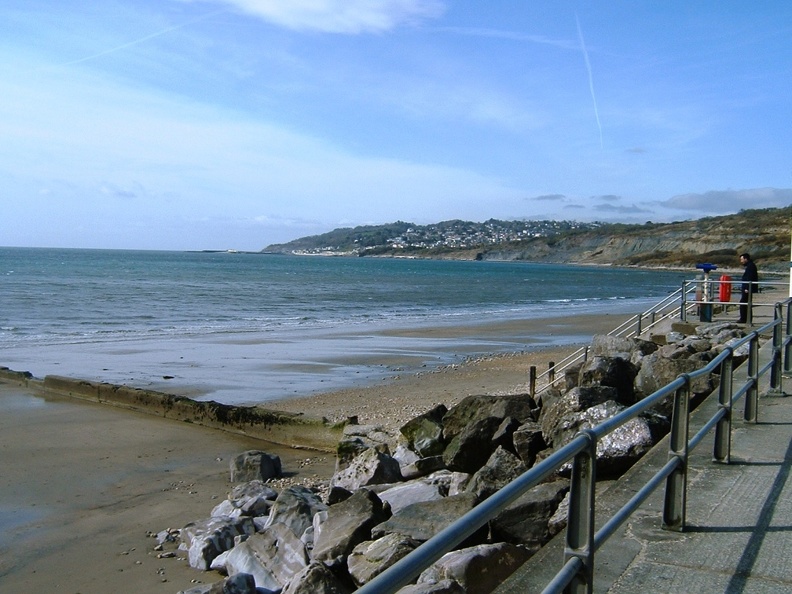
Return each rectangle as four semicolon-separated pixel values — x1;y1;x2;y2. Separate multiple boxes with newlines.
564;431;597;593
713;353;734;464
745;335;760;422
662;377;691;531
771;302;784;394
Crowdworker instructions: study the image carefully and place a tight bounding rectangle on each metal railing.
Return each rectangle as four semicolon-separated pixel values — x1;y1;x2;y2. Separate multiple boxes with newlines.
531;286;693;396
356;298;792;594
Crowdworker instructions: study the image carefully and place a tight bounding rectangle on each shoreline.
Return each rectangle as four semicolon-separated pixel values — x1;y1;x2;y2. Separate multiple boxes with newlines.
0;309;620;593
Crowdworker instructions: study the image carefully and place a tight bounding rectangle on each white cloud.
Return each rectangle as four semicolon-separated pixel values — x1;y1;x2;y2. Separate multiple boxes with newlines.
186;0;446;34
663;188;792;213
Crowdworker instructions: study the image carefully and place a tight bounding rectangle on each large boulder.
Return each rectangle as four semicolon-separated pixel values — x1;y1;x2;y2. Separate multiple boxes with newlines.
371;493;485;545
442;416;505;474
219;523;309;590
230;451;282;483
442;395;535;442
539;385;618;448
512;421;546;468
211;480;278;519
264;486;328;542
281;561;353;594
377;476;448;514
331;446;402;492
415;542;532;594
400;404;448;457
465;447;527;501
181;516;256;570
578;356;638;405
489;479;569;550
348;532;422;586
312;489;390;567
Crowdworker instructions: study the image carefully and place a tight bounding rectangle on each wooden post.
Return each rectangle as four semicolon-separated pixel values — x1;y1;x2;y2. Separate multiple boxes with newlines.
529;365;537;397
549;361;555;385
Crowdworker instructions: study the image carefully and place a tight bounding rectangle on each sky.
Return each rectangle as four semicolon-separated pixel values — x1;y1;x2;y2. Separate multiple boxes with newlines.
2;1;791;251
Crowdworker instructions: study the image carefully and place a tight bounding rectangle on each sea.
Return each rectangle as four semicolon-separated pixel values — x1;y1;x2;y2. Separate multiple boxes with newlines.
0;247;690;404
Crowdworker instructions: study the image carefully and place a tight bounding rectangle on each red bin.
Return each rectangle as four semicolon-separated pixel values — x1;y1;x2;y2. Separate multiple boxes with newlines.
719;275;732;302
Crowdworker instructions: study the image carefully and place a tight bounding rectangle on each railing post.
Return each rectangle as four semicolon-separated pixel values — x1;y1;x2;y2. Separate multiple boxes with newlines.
549;361;555;385
785;301;792;375
681;281;688;321
530;365;537;398
636;312;643;336
663;377;691;531
564;431;597;593
713;353;734;463
744;334;760;422
770;303;784;395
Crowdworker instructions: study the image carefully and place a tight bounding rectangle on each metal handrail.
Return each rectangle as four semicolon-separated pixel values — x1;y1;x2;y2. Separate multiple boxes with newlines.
534;286;692;393
356;298;791;594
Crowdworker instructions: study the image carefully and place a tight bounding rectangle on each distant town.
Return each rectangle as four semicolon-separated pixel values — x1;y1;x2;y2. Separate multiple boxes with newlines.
267;219;603;256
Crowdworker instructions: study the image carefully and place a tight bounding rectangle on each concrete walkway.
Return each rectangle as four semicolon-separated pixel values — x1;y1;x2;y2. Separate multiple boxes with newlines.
497;326;792;593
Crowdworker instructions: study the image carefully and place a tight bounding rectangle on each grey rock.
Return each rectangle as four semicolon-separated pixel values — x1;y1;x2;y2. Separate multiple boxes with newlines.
578;356;638;405
400;404;448;457
490;479;569;549
230;450;282;483
539;385;618;448
397;579;466;594
512;421;546;468
181;516;256;570
416;542;532;594
177;572;259;594
466;446;527;501
264;486;328;542
220;523;309;590
348;532;422;586
281;561;354;594
400;455;447;480
372;493;484;544
312;488;390;567
442;395;535;442
378;477;447;513
331;446;402;492
442;416;504;474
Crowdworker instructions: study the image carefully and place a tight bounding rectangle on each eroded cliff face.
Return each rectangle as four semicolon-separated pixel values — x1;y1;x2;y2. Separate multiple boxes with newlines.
479;216;789;272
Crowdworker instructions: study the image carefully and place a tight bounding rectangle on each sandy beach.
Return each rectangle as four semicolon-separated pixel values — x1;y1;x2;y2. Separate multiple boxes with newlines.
0;310;625;593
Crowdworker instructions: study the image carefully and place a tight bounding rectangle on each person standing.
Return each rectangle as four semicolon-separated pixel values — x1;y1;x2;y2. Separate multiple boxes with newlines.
738;252;759;323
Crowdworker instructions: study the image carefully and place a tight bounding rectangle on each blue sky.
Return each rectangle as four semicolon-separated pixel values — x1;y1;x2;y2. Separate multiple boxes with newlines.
2;1;791;251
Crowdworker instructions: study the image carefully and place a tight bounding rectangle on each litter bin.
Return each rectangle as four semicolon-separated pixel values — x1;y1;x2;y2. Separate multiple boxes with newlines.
699;303;712;322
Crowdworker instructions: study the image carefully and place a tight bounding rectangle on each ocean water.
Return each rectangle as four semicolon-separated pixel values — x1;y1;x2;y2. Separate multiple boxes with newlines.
0;247;689;403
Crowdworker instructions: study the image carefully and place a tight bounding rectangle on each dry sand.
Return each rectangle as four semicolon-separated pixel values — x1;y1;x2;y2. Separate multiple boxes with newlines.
0;312;622;593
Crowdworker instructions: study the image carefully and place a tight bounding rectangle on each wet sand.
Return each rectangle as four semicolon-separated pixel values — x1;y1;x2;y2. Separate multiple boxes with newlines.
0;312;622;593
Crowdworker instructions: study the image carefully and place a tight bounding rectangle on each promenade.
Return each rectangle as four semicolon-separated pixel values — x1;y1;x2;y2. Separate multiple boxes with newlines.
497;307;792;593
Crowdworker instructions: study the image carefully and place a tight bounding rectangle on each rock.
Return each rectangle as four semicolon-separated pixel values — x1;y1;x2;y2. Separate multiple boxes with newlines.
377;477;447;513
489;479;569;550
635;352;715;415
512;421;546;468
539;385;618;448
219;523;309;590
397;580;466;594
399;404;448;457
578;356;638;405
264;486;328;542
442;395;535;442
177;572;258;594
181;516;256;570
400;455;447;480
442;416;505;474
466;446;527;501
547;491;570;537
336;424;394;472
229;480;279;516
348;532;422;586
372;493;485;545
282;561;354;594
416;542;532;594
312;488;390;567
331;446;402;492
230;450;282;483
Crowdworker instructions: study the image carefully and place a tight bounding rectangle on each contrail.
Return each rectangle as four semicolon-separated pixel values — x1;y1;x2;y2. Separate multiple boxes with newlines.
575;14;603;149
58;9;225;67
